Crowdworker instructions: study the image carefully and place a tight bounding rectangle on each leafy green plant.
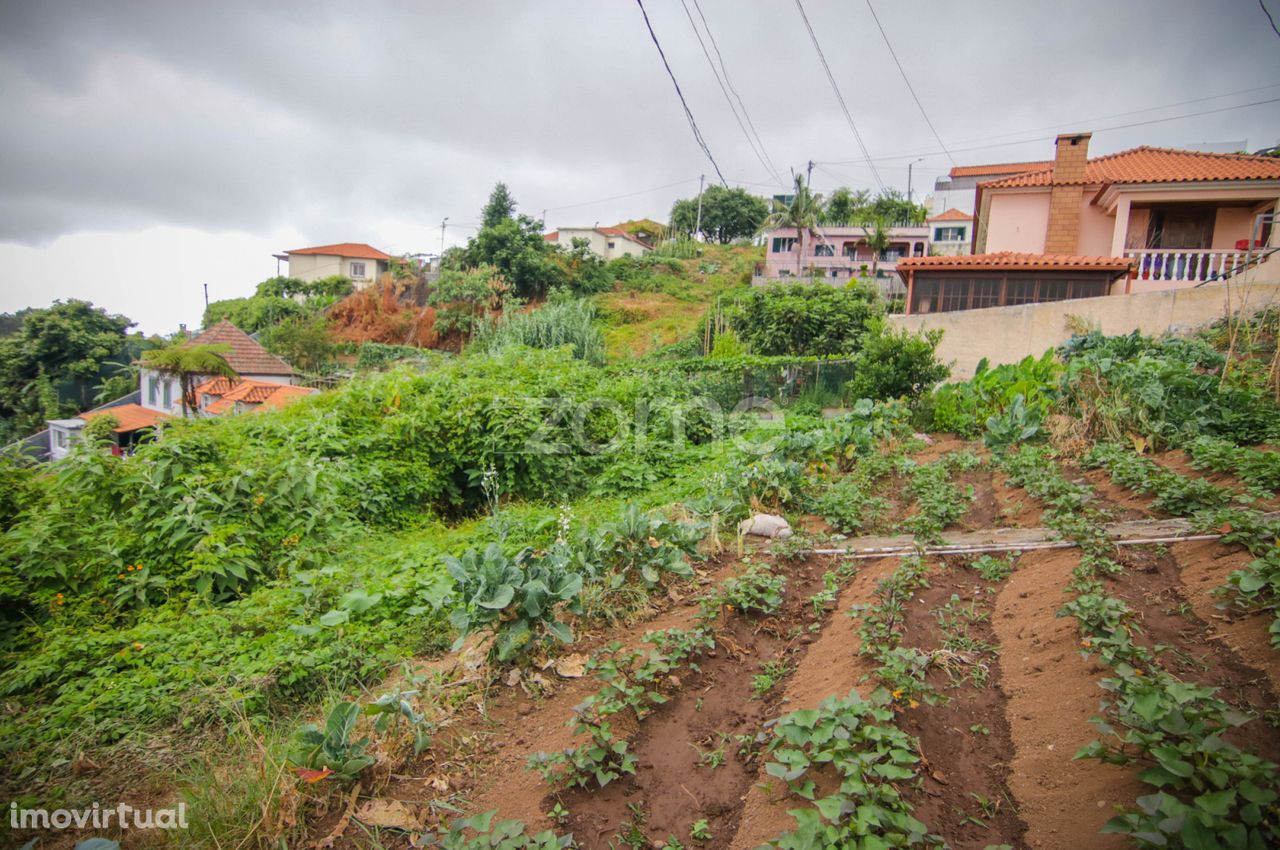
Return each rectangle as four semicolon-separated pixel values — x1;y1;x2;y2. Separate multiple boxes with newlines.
445;543;582;662
701;562;786;618
289;701;376;783
690;819;713;842
766;690;937;848
424;810;573;850
983;393;1041;451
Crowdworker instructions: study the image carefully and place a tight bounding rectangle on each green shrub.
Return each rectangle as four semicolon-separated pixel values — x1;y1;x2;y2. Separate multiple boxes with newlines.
729;283;880;356
472;298;605;364
845;323;949;402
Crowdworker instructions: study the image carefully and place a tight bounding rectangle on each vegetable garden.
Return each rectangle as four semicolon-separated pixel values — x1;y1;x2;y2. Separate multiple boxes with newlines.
2;309;1280;850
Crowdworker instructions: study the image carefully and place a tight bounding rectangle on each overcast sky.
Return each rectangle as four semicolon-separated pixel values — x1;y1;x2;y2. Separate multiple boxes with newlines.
1;0;1278;333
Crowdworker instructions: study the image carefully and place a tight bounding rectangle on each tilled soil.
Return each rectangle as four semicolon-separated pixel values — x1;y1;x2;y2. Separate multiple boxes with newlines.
896;557;1028;849
1110;545;1280;763
549;555;835;849
991;547;1145;850
729;557;899;848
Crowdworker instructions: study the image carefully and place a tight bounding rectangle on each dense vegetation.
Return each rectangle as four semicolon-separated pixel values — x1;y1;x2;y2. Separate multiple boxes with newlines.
6;169;1280;850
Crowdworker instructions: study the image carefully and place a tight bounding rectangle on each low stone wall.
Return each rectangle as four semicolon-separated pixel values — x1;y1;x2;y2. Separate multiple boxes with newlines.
887;275;1280;379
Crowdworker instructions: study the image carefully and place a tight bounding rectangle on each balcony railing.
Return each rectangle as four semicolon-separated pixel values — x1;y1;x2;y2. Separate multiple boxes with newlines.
1125;249;1251;283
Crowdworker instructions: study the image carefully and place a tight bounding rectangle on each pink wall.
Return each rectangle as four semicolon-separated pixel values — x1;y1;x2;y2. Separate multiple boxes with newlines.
984;192;1049;253
1212;207;1257;249
1078;195;1116;255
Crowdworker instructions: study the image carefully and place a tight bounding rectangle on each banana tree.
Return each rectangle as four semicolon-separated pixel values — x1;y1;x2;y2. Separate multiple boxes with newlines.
760;174;826;276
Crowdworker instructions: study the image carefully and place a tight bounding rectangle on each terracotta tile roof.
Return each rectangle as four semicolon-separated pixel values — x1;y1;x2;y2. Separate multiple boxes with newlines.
926;208;973;222
897;252;1133;274
81;404;171;433
286;242;392;261
197;377;317;415
187;320;295;376
978;146;1280;189
596;227;652;248
543;231;559;241
949;160;1053;178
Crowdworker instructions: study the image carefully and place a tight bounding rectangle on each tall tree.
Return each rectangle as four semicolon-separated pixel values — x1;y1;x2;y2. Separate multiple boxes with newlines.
670;185;769;243
0;300;135;438
481;183;518;229
759;175;826;275
824;187;871;224
141;343;237;416
864;217;892;278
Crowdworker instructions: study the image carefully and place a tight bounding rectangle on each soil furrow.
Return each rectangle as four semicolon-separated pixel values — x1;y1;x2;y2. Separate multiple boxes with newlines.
992;547;1145;849
896;557;1028;849
729;556;899;849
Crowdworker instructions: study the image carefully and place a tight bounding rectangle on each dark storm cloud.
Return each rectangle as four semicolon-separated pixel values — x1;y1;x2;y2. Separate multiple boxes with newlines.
1;0;1278;245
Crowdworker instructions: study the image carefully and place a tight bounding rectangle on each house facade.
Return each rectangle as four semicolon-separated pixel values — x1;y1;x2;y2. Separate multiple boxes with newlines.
927;161;1053;216
543;227;651;259
896;133;1280;315
926;209;974;256
49;321;308;460
284;242;392;288
758;222;930;284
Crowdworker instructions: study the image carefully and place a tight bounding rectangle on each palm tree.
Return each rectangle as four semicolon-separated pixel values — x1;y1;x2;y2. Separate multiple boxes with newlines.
865;216;892;279
141;343;237;416
760;174;825;276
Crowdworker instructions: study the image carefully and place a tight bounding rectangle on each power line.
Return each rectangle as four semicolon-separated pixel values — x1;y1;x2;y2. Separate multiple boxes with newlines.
541;177;701;215
817;96;1280;166
634;0;727;185
677;0;780;185
792;0;885;191
827;82;1280;164
863;0;955;167
688;0;784;185
1262;0;1280;38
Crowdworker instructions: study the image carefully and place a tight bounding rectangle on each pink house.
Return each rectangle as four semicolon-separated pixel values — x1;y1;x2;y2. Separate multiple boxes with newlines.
758;222;930;284
896;133;1280;315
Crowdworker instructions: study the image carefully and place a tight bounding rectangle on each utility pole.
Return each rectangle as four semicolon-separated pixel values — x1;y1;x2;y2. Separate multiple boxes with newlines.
203;283;209;310
907;157;924;204
439;217;449;258
806;160;814;186
541;209;547;230
694;174;705;240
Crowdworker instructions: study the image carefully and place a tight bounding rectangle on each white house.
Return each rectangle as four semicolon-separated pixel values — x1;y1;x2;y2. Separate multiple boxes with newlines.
543;227;651;260
50;320;303;460
139;320;297;417
283;242;392;288
926;209;974;256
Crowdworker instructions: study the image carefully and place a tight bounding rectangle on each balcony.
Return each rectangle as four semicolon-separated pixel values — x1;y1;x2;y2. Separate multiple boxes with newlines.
1124;249;1255;285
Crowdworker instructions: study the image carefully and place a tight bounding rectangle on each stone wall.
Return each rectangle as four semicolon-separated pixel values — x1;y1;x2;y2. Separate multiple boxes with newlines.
887;272;1280;379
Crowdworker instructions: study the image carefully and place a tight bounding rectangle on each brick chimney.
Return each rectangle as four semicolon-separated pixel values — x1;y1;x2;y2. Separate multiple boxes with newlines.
1044;132;1091;254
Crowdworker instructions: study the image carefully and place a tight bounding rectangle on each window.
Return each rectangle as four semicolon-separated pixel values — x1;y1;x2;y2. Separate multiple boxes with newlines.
814;244;834;256
350;261;367;278
970;278;1000;309
771;237;797;253
607;241;616;249
147;376;158;405
779;268;793;277
162;380;172;409
934;226;966;242
53;429;68;449
829;268;842;278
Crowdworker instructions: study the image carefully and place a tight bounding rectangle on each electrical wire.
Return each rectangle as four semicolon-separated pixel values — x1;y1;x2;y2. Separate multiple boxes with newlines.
634;0;727;185
863;0;955;167
816;96;1280;166
541;177;701;215
1262;0;1280;38
688;0;784;185
678;0;780;185
792;0;885;191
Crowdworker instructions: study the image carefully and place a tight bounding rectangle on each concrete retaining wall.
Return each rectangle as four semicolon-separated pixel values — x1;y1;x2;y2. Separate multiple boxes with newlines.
887;272;1280;379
